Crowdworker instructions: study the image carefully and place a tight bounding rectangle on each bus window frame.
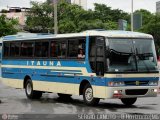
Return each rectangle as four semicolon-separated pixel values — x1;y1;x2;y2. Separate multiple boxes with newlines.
2;36;87;61
34;40;50;59
67;38;86;60
50;39;68;59
10;41;21;58
20;41;35;58
3;42;10;58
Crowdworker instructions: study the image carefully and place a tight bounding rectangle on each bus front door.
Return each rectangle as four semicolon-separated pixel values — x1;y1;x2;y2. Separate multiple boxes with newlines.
89;37;105;76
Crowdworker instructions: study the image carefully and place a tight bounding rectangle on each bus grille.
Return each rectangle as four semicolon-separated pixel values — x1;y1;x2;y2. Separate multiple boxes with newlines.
124;81;149;86
125;89;148;95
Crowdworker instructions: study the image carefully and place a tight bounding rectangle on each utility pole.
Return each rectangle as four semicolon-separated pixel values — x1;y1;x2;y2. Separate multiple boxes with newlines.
53;0;58;34
30;0;31;8
79;0;81;6
131;0;134;31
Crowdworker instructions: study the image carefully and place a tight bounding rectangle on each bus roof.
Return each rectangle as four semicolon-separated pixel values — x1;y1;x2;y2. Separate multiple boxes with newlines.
2;30;153;41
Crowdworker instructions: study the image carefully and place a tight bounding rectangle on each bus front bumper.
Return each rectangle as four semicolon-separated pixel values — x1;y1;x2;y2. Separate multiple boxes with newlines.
105;86;158;99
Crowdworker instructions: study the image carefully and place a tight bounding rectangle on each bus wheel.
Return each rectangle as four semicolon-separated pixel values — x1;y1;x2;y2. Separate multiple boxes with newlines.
25;79;42;99
121;98;137;106
57;93;72;98
83;84;100;106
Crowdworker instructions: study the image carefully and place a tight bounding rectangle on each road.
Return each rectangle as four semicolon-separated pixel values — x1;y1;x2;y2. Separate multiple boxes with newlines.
0;80;160;120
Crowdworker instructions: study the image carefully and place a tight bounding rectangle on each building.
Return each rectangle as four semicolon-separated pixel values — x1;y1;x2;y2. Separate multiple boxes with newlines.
49;0;87;10
156;1;160;13
0;7;29;26
48;0;71;4
72;0;87;10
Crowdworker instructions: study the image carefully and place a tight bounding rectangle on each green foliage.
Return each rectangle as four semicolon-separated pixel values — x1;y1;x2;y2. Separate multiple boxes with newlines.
94;3;129;23
25;1;160;46
134;9;154;26
1;9;8;13
59;19;77;33
25;1;54;33
139;13;160;45
128;9;160;46
26;1;129;33
0;14;18;37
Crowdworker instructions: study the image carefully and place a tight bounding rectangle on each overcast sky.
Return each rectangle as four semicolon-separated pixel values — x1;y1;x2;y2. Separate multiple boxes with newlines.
0;0;159;13
87;0;160;13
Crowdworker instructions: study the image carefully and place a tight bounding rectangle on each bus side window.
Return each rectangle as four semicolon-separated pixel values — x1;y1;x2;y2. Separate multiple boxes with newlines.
68;38;86;59
51;40;67;59
41;42;49;57
58;41;67;59
78;39;86;59
21;42;34;57
35;41;49;58
68;40;79;58
35;42;41;57
10;42;20;57
50;41;58;57
3;42;10;57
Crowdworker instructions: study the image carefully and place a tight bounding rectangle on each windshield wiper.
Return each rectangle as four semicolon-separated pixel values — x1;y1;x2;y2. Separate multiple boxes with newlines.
130;48;138;71
137;53;154;58
135;48;150;72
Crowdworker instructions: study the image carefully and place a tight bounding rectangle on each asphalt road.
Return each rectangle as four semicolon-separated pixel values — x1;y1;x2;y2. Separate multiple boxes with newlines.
0;80;160;120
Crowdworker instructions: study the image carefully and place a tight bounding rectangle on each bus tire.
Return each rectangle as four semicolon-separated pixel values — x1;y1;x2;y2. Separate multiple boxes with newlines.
25;79;42;99
57;93;72;98
83;83;100;106
121;98;137;106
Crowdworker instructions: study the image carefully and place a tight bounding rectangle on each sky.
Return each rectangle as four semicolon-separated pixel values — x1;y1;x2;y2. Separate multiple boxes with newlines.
0;0;159;13
87;0;160;13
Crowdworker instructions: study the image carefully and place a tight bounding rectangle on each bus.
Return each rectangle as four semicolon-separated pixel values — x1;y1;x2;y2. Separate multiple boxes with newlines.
1;30;159;106
0;38;2;77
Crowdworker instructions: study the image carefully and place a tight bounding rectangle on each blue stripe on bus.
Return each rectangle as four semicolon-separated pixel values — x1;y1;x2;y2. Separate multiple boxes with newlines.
2;71;158;86
2;60;87;66
2;60;93;73
2;68;82;75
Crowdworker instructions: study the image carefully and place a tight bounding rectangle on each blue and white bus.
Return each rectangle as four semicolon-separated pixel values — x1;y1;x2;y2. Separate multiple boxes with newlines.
1;30;159;106
0;38;2;77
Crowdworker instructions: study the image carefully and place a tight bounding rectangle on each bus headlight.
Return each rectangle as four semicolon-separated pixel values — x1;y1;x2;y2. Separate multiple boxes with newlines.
148;81;158;86
108;81;125;87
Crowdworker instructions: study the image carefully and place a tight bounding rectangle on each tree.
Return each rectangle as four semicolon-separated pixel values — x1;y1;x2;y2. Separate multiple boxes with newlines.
1;9;8;13
26;1;54;33
26;1;129;33
134;9;154;26
140;13;160;45
0;14;18;37
94;3;129;23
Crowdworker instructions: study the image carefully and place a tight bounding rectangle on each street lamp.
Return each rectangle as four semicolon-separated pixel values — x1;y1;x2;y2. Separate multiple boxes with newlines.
131;0;134;31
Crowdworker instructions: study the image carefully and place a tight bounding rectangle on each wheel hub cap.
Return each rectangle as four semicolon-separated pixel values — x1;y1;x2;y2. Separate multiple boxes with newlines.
85;88;93;101
27;83;32;95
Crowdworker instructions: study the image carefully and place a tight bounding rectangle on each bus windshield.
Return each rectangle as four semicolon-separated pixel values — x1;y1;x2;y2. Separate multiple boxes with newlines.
106;38;158;73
